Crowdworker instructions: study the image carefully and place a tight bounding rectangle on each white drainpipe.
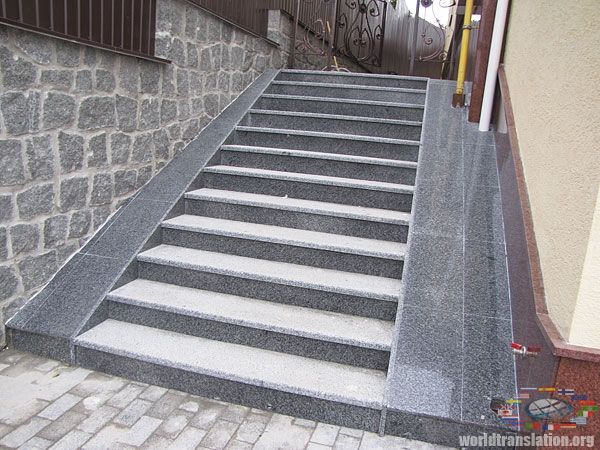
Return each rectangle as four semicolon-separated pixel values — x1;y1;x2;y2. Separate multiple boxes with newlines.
479;0;510;132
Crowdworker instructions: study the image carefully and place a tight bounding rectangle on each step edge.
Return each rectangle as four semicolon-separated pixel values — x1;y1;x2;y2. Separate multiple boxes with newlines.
279;69;430;82
246;109;423;127
270;80;427;94
260;93;426;109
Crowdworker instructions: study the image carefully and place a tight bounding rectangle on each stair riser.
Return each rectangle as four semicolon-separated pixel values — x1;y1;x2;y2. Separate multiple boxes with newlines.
221;150;417;185
266;84;426;104
185;199;410;241
231;130;419;162
76;347;382;432
161;228;404;278
276;72;428;90
137;262;398;320
201;173;413;212
108;300;390;370
253;96;424;121
241;113;423;141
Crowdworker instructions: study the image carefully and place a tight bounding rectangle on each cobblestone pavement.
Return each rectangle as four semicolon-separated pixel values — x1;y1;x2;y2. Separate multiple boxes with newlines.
0;349;454;450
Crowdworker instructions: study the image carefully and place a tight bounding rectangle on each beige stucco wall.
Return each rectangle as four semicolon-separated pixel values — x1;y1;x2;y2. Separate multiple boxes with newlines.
502;0;600;346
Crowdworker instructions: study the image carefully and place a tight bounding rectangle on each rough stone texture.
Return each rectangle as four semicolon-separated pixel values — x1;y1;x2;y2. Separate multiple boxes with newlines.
0;0;299;337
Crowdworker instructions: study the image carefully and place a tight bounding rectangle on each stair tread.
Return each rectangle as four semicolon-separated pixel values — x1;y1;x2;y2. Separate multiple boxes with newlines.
280;69;429;82
220;145;418;169
203;165;414;194
271;80;426;94
109;279;394;350
235;126;420;146
247;109;422;127
163;215;406;260
185;188;411;224
76;320;386;408
260;93;426;109
137;245;402;301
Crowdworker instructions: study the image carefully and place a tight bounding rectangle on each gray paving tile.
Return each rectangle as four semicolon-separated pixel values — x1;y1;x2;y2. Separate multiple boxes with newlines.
310;422;340;446
49;429;92;450
200;419;239;449
38;394;82;420
167;426;207;450
0;417;50;448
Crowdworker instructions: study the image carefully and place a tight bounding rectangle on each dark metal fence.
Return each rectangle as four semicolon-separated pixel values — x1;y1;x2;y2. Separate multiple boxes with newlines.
0;0;158;60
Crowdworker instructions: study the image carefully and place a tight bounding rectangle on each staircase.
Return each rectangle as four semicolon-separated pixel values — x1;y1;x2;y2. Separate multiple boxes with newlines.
73;70;427;431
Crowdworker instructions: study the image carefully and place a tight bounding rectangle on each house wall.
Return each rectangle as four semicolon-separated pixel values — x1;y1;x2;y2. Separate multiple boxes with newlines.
0;0;293;346
502;0;600;347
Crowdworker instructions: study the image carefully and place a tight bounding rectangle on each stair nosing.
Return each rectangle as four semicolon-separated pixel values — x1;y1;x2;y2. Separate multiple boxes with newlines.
220;145;418;169
108;280;393;351
137;245;402;302
76;320;386;409
260;93;426;109
235;126;420;146
279;68;430;82
162;215;406;260
185;188;411;225
203;165;414;194
270;80;427;94
247;109;423;127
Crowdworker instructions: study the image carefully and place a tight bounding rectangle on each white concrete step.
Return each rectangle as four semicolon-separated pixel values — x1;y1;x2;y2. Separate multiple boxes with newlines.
76;320;387;408
137;245;402;302
162;215;406;260
108;279;394;350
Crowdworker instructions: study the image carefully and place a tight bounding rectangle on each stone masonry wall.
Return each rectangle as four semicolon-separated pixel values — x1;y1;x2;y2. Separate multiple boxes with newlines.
0;0;295;346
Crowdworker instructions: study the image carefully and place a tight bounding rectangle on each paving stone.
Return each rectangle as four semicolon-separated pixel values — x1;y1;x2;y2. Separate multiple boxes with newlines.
90;173;113;206
43;92;76;130
75;70;93;92
119;415;162;446
58;132;84;173
35;360;62;373
115;95;137;132
139;385;168;402
37;410;87;441
233;418;266;444
107;384;145;409
199;419;239;449
95;69;116;92
9;223;40;257
25;135;54;180
339;427;364;438
78;97;116;130
39;394;82;421
40;70;74;90
226;440;252;450
0;47;37;89
253;414;313;450
144;435;174;450
0;417;50;448
70;372;126;399
118;57;139;94
334;433;361;450
17;184;55;220
189;400;226;430
167;426;206;450
18;251;57;291
68;210;91;239
14;29;53;63
0;423;13;439
307;444;332;450
0;139;25;185
293;418;317;428
87;133;108;168
155;413;189;439
50;429;92;450
113;399;153;427
0;194;13;222
179;401;199;413
146;392;186;420
20;435;53;449
43;215;69;249
219;404;249;424
109;133;131;165
311;423;340;446
77;405;119;434
140;99;160;130
131;133;153;163
139;61;160;94
60;177;88;212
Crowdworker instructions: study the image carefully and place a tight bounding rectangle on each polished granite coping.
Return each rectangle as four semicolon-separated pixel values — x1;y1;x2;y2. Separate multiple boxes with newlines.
384;80;517;435
6;70;280;360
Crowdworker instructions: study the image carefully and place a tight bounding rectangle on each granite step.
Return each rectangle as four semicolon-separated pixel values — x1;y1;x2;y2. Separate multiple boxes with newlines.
107;279;394;369
231;126;419;161
201;165;414;212
265;80;427;104
136;245;401;320
75;320;386;430
276;69;428;90
185;188;411;241
220;145;417;184
253;94;425;121
241;109;423;141
161;215;405;277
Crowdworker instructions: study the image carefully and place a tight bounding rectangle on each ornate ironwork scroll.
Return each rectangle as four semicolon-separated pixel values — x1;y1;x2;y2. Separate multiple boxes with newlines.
290;0;337;70
334;0;387;67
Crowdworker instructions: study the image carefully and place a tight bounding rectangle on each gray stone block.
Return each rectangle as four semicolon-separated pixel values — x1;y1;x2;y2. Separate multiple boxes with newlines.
178;99;190;120
44;215;69;248
114;170;137;197
26;135;54;180
17;184;55;220
187;43;198;67
176;69;189;96
0;91;40;135
18;251;58;291
92;206;112;230
83;46;97;65
56;40;82;67
110;133;131;165
60;177;89;212
88;133;108;168
171;38;186;66
140;99;160;130
135;166;153;189
168;123;181;140
140;61;160;94
0;139;26;186
205;72;217;90
162;65;176;95
153;129;170;160
118;57;140;94
0;47;37;88
95;69;116;92
132;134;154;163
0;227;6;260
43;92;76;130
69;210;92;238
40;70;74;90
189;70;202;92
182;119;199;140
160;99;177;125
58;132;84;173
0;265;19;301
75;70;93;92
78;97;116;130
199;48;212;71
115;95;138;132
0;195;13;222
90;173;113;206
204;94;219;117
10;223;40;256
14;28;54;63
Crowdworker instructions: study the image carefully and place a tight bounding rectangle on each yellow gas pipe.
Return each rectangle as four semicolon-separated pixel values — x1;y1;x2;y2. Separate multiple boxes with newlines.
453;0;474;107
